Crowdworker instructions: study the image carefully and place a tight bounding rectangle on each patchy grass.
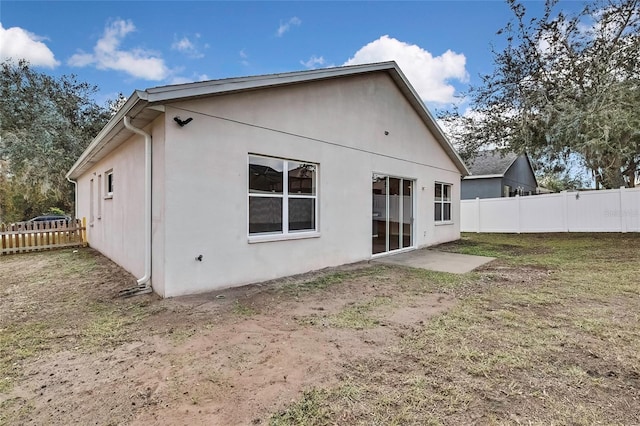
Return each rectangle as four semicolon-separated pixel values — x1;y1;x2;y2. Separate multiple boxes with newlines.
0;249;162;394
270;388;333;426
328;296;392;329
1;234;639;425
278;266;385;297
298;296;393;329
0;398;34;425
81;301;155;348
278;272;351;296
299;296;391;330
274;233;640;425
232;300;258;316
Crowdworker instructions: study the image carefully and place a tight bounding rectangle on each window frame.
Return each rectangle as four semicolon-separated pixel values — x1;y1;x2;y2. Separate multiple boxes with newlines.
434;182;453;223
105;169;114;199
248;154;319;243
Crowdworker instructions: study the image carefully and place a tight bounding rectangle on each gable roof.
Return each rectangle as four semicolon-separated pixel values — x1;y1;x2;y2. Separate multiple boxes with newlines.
67;61;468;179
465;150;519;178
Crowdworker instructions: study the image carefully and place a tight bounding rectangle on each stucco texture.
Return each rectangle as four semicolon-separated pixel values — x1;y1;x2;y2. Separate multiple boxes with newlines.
77;72;462;297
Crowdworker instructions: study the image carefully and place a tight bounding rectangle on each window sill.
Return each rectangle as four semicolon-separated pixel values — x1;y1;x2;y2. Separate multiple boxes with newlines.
104;194;113;200
435;221;454;226
248;231;320;244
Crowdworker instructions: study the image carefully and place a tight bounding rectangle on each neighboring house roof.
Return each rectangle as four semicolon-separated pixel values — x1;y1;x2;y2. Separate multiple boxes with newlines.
463;150;519;180
67;61;468;180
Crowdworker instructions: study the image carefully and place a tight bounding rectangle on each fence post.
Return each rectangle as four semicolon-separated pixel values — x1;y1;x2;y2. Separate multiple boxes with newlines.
619;186;626;233
563;190;567;232
0;223;5;254
515;194;521;234
475;197;481;233
82;217;88;244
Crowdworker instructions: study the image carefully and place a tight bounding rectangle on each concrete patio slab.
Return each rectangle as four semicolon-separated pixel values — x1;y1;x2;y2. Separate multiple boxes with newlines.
372;249;495;274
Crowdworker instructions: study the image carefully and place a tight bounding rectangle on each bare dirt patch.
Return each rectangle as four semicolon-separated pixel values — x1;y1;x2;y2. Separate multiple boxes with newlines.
3;233;639;425
0;249;456;425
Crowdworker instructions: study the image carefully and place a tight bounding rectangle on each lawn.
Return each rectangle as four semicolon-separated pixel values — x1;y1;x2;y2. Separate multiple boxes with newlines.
1;233;639;425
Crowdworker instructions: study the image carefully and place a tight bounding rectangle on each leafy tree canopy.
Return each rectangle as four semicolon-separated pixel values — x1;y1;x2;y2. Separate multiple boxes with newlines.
0;60;116;222
442;0;640;189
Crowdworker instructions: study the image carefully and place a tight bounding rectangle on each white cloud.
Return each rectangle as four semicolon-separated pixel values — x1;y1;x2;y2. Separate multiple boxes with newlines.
300;55;325;69
68;19;169;80
0;23;59;68
171;35;204;59
172;37;193;51
276;17;301;37
437;107;474;138
344;35;468;104
239;49;249;66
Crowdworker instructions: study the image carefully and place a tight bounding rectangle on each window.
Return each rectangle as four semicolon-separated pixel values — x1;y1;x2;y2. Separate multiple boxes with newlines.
248;155;317;237
434;182;452;222
105;169;114;198
90;178;95;224
97;174;102;219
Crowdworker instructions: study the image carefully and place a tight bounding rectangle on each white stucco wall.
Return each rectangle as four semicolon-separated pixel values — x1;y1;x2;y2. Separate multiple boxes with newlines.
151;119;166;296
76;117;165;291
160;73;461;296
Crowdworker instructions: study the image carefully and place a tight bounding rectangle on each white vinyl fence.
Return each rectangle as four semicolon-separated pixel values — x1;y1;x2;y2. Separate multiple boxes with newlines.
461;187;640;233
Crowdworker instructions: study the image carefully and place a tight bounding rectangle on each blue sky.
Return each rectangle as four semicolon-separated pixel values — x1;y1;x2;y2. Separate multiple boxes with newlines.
1;1;587;109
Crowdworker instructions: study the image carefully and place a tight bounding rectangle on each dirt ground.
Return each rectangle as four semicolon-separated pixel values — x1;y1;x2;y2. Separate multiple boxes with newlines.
1;249;455;425
2;233;639;425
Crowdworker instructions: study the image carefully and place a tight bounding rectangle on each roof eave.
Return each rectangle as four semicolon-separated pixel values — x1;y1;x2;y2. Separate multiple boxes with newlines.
66;91;148;180
143;62;400;103
522;153;539;187
385;66;469;176
502;154;519;175
66;61;469;180
463;174;505;180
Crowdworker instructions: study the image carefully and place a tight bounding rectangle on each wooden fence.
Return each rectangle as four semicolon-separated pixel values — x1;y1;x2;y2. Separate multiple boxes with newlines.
0;218;87;255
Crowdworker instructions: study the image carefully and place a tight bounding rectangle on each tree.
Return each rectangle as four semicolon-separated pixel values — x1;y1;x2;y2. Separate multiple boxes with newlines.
442;0;640;189
108;93;128;116
0;60;111;222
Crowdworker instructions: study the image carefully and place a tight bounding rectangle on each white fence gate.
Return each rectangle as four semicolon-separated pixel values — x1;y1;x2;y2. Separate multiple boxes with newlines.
461;187;640;233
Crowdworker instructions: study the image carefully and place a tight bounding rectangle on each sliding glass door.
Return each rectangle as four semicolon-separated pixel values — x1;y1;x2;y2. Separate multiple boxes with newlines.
372;174;413;255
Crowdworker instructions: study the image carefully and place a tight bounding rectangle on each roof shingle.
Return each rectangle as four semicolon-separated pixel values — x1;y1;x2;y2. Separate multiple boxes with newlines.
467;150;518;176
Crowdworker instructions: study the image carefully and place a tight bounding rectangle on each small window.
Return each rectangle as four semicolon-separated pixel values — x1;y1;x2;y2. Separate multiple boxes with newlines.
97;174;102;219
90;178;95;224
248;155;317;237
105;170;114;198
434;182;452;222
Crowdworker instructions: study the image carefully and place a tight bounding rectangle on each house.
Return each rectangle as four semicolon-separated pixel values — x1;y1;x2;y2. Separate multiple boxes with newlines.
461;150;537;199
66;62;468;298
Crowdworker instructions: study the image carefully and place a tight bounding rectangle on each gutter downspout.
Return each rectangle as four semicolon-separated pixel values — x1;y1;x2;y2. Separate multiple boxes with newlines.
123;116;153;295
65;176;78;219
